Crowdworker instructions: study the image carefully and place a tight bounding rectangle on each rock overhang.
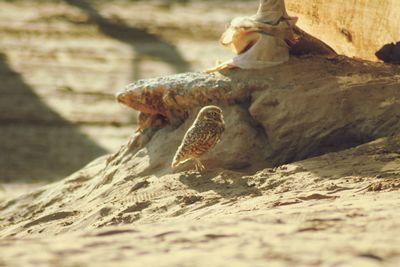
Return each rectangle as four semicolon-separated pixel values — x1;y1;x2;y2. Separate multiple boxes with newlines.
115;56;400;167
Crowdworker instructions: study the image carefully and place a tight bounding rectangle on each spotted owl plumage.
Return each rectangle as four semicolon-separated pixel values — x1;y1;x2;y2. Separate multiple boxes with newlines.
171;105;225;171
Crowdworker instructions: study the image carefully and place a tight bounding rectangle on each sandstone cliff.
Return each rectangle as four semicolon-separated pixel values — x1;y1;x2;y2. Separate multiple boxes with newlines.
286;0;400;63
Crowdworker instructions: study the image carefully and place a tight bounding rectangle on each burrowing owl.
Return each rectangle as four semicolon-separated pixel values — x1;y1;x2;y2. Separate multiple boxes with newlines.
171;105;225;171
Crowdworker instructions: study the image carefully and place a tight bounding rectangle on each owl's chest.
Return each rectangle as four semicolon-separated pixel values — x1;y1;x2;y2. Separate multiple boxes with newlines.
195;122;224;142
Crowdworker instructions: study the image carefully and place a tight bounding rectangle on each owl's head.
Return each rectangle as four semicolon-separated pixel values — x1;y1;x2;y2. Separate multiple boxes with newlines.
197;105;224;122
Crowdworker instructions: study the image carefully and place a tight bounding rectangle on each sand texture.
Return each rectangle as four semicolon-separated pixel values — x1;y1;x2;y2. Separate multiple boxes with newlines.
0;136;399;266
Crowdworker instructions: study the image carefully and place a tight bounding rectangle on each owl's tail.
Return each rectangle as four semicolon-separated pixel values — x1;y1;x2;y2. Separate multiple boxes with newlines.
171;155;181;169
171;152;188;169
171;160;180;169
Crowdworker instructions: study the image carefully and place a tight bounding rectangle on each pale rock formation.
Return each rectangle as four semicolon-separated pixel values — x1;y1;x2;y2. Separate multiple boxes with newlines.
286;0;400;63
117;56;400;166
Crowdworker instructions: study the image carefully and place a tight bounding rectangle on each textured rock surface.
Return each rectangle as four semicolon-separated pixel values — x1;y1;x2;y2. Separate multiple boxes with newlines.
118;56;400;166
286;0;400;62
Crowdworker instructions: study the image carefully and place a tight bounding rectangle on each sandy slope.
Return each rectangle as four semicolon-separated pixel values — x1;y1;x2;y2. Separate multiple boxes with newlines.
0;136;399;266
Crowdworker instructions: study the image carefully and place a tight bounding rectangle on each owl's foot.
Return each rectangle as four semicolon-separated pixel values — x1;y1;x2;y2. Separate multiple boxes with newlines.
194;159;205;173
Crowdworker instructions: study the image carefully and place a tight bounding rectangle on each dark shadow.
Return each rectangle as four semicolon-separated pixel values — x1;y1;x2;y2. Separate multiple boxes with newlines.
375;42;400;64
289;26;337;57
0;53;107;182
64;0;191;79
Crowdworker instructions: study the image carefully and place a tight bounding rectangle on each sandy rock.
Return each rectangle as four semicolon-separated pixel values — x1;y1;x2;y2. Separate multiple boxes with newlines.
286;0;400;62
117;56;400;166
249;59;400;164
116;72;252;126
110;104;268;176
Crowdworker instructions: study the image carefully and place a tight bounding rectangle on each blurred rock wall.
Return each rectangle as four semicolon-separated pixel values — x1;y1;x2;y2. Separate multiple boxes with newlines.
287;0;400;62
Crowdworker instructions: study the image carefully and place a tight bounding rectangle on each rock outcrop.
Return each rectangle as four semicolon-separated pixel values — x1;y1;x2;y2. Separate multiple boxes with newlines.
117;56;400;168
286;0;400;63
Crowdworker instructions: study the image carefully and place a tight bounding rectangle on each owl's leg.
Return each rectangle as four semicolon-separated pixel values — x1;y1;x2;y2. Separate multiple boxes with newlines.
194;159;205;172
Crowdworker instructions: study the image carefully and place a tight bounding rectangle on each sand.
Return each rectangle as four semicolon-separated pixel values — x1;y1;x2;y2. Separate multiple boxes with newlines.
1;135;400;266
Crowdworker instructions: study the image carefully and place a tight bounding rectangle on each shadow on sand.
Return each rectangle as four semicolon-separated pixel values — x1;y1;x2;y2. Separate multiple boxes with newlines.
65;0;191;79
0;53;107;182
